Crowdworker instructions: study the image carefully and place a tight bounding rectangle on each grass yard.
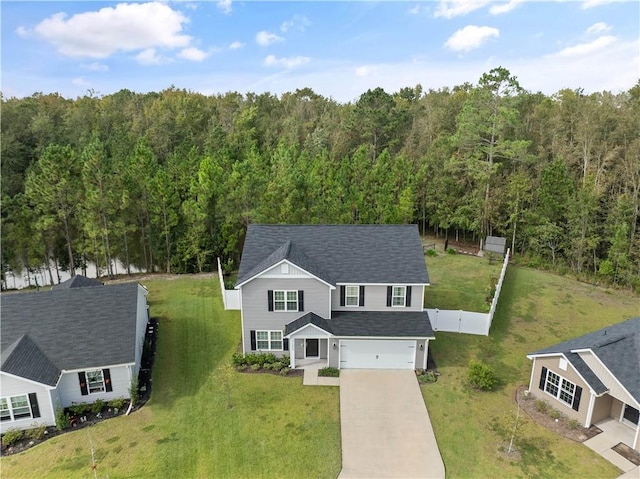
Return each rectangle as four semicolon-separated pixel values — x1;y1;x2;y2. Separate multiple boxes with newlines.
422;263;639;479
1;276;341;479
424;252;503;311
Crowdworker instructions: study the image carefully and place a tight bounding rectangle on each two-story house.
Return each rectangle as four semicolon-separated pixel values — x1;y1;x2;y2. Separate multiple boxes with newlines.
235;224;435;370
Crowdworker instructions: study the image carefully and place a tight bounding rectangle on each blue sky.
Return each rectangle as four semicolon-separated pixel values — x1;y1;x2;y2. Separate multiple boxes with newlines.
2;1;638;102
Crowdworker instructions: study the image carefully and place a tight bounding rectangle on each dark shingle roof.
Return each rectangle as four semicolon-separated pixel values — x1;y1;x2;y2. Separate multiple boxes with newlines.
530;317;640;402
1;282;142;386
52;275;104;290
237;224;429;286
285;311;435;338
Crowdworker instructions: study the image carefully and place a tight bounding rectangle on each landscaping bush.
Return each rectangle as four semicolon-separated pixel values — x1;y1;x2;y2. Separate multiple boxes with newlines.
534;399;549;413
446;247;457;255
108;398;126;409
25;424;47;441
1;428;23;447
567;418;580;430
263;362;274;370
231;352;247;367
68;403;90;415
91;399;105;415
129;378;140;407
426;249;437;257
279;367;290;376
272;361;284;372
468;360;498;391
244;353;261;366
549;408;562;420
280;354;290;366
250;363;261;372
417;370;437;383
318;367;340;377
55;407;70;431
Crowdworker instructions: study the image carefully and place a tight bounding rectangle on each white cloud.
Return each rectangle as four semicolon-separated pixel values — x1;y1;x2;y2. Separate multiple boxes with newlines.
489;0;524;15
81;62;109;72
217;0;232;14
229;41;245;50
355;66;370;77
586;22;611;35
72;76;90;87
444;25;500;52
256;31;283;47
16;26;30;37
408;4;426;15
553;35;616;57
135;48;170;65
264;55;310;69
435;0;490;19
280;15;311;33
33;2;191;59
178;47;209;62
581;0;619;9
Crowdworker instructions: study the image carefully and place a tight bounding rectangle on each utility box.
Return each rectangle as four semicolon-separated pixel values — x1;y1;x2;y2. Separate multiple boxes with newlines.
484;236;507;256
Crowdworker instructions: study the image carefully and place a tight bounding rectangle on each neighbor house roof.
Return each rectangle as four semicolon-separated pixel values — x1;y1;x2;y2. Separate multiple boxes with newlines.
285;311;435;338
237;224;430;286
1;279;143;386
52;275;104;290
529;317;640;402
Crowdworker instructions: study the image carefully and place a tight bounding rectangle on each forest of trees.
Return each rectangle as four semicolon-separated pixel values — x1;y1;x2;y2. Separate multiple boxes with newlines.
2;67;639;291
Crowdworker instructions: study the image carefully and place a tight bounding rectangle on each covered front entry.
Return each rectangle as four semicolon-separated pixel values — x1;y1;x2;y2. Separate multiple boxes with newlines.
339;339;416;370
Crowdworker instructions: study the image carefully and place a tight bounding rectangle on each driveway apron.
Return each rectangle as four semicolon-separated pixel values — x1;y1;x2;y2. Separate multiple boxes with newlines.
338;370;445;479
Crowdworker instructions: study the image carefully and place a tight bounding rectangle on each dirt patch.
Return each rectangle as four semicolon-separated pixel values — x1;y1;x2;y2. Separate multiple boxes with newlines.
612;442;640;466
515;385;600;443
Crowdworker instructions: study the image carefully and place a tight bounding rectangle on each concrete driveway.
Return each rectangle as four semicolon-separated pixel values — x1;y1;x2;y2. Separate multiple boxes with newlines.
338;370;445;479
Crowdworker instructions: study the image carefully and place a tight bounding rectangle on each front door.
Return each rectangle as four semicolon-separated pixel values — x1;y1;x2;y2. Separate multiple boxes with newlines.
622;404;639;426
306;339;319;358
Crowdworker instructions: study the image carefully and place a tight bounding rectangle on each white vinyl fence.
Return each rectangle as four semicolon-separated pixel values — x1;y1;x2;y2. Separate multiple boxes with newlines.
427;249;510;336
217;257;240;310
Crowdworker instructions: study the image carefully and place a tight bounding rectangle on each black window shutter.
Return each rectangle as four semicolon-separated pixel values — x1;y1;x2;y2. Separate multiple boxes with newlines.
298;290;304;311
103;368;113;392
538;366;548;391
340;286;345;306
78;372;88;396
386;286;392;307
267;290;274;311
28;393;40;418
359;286;365;307
250;330;256;350
283;338;289;351
406;286;412;307
572;386;582;411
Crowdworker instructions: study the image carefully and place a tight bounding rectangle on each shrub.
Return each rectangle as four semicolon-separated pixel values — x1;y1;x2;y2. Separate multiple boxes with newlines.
446;247;457;255
231;352;247;367
279;367;290;376
280;355;291;367
318;367;340;377
25;424;47;441
534;399;549;413
263;362;274;370
224;280;235;290
244;353;261;366
91;399;105;414
68;403;90;415
262;353;277;365
426;249;437;257
1;428;23;447
272;361;284;372
567;418;580;430
129;377;140;407
108;398;126;409
250;363;261;372
55;407;70;431
468;360;498;391
549;408;562;420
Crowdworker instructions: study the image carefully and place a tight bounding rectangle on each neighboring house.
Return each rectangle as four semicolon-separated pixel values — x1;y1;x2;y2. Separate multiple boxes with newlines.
0;277;149;432
527;317;640;452
235;224;435;370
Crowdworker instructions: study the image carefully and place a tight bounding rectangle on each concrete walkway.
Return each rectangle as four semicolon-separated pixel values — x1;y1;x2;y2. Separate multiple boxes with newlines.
302;367;340;386
583;418;639;478
338;370;445;479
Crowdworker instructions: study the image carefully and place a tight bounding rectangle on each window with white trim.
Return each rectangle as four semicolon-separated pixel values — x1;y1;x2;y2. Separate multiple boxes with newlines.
544;370;576;406
256;331;283;351
86;369;106;394
274;290;298;311
345;286;359;306
392;286;406;307
0;395;32;421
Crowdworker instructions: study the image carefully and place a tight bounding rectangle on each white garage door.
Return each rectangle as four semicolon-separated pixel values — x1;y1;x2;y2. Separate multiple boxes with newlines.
339;339;416;369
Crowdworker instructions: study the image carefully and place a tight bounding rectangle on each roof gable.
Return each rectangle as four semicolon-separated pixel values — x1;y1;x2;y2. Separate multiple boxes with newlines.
530;317;640;402
1;283;143;383
237;224;429;286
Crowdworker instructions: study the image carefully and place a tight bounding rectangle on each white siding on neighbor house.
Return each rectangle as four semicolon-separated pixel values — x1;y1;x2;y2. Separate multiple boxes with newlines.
331;284;425;312
56;365;132;408
134;284;149;378
0;373;55;432
577;351;639;407
241;277;331;353
258;262;316;280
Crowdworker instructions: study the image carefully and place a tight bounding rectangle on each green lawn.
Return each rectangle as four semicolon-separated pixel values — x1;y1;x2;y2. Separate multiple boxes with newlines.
422;264;639;479
1;276;341;479
424;252;503;311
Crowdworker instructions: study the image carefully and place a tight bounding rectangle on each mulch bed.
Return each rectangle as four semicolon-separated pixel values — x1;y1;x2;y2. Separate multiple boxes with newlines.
612;443;640;466
236;366;303;377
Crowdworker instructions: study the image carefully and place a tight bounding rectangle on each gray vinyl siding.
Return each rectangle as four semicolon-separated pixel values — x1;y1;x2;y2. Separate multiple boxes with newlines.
0;373;55;432
134;285;149;378
241;277;331;353
56;365;132;407
331;284;425;312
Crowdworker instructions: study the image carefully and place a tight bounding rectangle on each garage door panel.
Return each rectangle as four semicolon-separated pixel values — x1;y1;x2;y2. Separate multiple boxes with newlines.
340;339;415;369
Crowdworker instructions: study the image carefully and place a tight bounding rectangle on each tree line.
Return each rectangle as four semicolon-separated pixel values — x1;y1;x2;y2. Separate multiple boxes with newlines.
2;67;639;290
